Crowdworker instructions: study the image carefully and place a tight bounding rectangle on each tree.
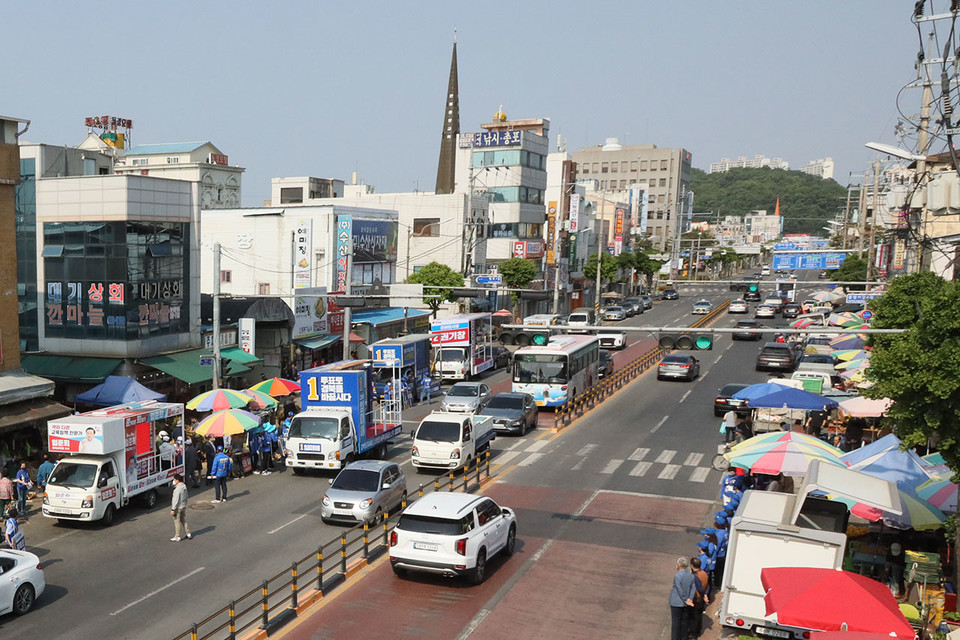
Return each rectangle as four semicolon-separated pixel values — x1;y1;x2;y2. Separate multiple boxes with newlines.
833;256;867;289
584;252;619;284
407;261;464;317
498;257;537;290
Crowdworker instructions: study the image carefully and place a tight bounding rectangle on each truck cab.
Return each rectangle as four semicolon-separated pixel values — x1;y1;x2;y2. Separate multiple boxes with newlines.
411;412;494;472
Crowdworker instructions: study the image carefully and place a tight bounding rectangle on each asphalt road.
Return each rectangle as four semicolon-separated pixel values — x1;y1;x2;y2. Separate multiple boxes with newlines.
7;272;828;639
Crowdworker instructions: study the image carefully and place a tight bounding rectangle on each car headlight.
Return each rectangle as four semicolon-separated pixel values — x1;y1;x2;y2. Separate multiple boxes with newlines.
359;499;373;510
322;494;331;506
81;497;93;508
411;446;419;456
450;448;461;459
511;419;522;427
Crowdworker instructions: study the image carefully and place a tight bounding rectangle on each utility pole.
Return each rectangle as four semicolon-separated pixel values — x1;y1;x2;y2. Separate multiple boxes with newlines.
842;178;854;250
670;184;686;280
462;163;475;277
866;159;881;280
856;175;867;258
594;190;605;321
552;185;565;315
913;31;935;273
212;242;221;390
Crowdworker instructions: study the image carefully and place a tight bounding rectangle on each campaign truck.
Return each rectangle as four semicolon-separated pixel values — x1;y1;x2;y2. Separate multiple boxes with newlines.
368;334;433;400
411;411;495;472
284;360;402;473
42;401;185;526
430;312;494;381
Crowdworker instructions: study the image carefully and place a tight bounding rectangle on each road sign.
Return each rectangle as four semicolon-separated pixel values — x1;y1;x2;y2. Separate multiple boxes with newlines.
199;356;214;366
845;292;884;304
861;310;873;320
475;274;503;285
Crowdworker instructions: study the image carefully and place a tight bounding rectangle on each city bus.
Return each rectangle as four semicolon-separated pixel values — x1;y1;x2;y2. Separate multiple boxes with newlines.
511;334;600;407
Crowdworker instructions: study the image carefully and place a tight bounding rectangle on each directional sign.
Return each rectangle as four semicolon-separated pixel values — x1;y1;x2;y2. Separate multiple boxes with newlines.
845;292;884;304
476;274;503;285
199;356;214;366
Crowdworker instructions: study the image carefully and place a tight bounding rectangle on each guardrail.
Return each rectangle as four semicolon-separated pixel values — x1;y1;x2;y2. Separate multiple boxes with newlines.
552;300;730;431
171;453;493;640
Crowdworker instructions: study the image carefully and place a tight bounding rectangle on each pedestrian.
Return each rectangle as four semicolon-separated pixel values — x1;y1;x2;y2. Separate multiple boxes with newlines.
721;409;738;444
420;373;433;403
735;415;753;442
248;428;262;474
159;435;176;470
0;470;13;516
258;427;273;475
791;418;804;433
14;462;31;515
170;473;192;542
183;439;200;488
669;556;696;640
209;446;232;503
35;453;56;497
689;556;711;638
4;508;23;549
806;410;827;439
204;436;217;485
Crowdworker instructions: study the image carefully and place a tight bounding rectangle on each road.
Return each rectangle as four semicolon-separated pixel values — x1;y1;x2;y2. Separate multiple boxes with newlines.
7;274;825;639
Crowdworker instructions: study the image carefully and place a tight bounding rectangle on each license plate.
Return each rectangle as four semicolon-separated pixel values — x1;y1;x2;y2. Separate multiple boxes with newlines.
755;627;791;639
413;541;438;551
333;509;353;516
299;443;323;453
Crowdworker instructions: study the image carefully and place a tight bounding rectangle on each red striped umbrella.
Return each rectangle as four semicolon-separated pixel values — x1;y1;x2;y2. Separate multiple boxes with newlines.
248;377;301;397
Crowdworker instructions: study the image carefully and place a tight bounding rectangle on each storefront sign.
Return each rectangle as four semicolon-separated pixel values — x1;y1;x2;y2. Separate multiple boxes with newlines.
469;130;522;148
352;219;398;263
291;287;329;339
546;201;557;266
239;318;256;356
569;194;581;232
203;330;238;349
293;220;313;289
893;239;906;270
613;208;625;256
513;241;526;259
209;153;228;166
524;240;545;258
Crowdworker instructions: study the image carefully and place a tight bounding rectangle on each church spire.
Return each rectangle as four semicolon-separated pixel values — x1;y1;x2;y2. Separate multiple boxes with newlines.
434;36;460;195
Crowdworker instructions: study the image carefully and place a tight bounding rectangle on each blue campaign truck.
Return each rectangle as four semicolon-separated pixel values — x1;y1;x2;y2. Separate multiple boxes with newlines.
283;360;403;473
368;334;433;400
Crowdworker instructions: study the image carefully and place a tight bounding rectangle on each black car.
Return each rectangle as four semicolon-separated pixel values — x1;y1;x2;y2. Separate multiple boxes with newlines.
478;392;538;436
781;303;802;319
743;290;762;302
598;349;615;378
714;383;750;417
662;288;679;300
756;342;801;372
492;346;511;369
732;320;763;341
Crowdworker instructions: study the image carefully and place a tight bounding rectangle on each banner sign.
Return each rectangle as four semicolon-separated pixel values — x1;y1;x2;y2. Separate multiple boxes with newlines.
569;194;581;232
469;130;522;148
239;317;256;356
546;201;557;266
613;208;625;256
430;319;471;346
352;219;398;263
336;216;351;292
513;241;526;259
293;220;313;289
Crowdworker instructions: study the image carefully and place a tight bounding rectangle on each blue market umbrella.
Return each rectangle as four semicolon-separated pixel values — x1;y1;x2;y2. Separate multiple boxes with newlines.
745;387;839;411
731;382;797;402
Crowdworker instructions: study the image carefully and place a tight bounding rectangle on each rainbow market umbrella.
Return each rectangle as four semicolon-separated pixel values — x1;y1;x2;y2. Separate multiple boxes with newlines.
242;389;278;409
725;440;847;477
826;488;944;530
249;377;301;397
828;312;861;327
917;475;958;513
790;317;818;329
828;334;865;350
187;388;254;412
834;349;870;362
194;409;261;438
731;431;844;458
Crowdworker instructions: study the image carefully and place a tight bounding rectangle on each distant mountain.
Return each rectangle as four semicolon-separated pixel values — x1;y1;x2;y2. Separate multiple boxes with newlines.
689;167;846;235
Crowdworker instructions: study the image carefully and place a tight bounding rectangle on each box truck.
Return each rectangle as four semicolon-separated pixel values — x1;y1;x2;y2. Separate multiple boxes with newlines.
430;313;494;381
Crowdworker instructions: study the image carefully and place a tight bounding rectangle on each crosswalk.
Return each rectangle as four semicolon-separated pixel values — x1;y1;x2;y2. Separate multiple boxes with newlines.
492;442;716;484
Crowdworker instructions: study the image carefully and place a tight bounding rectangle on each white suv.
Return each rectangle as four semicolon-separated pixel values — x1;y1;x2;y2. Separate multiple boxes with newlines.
389;493;517;585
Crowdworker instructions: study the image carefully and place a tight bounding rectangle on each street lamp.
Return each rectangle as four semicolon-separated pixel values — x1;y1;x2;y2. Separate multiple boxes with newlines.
405;217;455;278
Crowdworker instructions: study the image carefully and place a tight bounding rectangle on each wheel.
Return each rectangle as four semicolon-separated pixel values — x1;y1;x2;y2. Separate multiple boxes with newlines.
12;584;35;615
469;549;487;585
656;376;664;381
712;454;728;471
392;564;407;578
377;443;388;459
372;508;383;525
143;489;158;509
503;525;516;557
292;467;304;476
102;503;116;527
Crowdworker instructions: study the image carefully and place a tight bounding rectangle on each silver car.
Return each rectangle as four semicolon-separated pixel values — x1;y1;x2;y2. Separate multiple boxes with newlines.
603;306;626;321
441;382;492;413
321;460;407;525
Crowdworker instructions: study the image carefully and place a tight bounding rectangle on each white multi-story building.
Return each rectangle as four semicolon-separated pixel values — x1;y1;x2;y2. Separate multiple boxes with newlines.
272;176;344;202
114;141;244;209
709;155;790;173
797;157;835;181
744;210;783;244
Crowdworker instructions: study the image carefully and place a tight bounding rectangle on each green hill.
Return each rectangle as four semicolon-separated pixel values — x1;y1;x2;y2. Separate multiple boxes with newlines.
689;167;846;235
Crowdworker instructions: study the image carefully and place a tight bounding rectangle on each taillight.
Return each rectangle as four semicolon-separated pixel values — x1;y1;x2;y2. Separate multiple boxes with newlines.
802;633;810;639
36;563;42;570
455;538;467;555
389;531;397;547
716;398;726;404
679;364;689;368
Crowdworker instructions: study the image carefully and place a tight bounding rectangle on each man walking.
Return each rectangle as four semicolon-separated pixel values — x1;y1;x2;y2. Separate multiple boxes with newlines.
14;462;31;515
170;473;192;542
689;556;711;638
210;446;232;503
204;436;217;485
183;439;200;488
669;556;696;640
722;409;738;443
36;454;56;497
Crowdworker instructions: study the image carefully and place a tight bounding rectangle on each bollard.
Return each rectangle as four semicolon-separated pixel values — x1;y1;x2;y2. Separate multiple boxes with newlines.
362;522;369;558
340;532;348;574
448;470;454;491
418;482;424;498
191;623;198;640
434;477;440;492
229;600;237;640
291;561;299;610
475;454;481;487
383;512;390;545
485;449;491;478
316;546;324;595
261;580;269;628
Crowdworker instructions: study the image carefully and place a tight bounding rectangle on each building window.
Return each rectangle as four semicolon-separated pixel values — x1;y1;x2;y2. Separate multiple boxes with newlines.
660;160;668;170
601;163;609;174
132;158;148;167
620;180;627;189
280;187;303;204
581;165;589;175
659;178;667;187
592;163;599;173
258;282;270;295
641;160;649;171
620;161;628;172
630;161;638;172
220;270;232;283
658;194;665;204
166;157;180;164
413;218;441;237
656;211;664;220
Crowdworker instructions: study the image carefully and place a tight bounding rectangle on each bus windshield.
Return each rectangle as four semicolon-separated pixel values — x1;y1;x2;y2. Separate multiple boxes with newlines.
288;416;339;439
513;354;567;384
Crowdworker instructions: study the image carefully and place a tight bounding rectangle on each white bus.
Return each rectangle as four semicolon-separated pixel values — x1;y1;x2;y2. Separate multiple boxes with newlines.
512;334;600;407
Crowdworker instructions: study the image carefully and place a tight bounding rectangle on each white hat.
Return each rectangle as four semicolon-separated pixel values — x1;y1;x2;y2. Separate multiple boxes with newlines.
162;435;170;442
159;430;169;437
185;438;192;445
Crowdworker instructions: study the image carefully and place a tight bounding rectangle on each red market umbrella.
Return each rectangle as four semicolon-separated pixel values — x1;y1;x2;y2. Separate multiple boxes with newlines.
248;377;301;397
761;567;914;639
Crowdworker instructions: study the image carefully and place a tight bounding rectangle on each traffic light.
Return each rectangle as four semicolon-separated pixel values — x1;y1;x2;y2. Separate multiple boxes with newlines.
658;331;714;350
499;329;551;346
748;283;759;292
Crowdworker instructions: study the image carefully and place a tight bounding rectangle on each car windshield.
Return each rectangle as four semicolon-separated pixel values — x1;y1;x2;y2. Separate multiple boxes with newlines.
665;289;677;294
736;321;758;328
439;347;467;362
486;395;524;410
514;354;567;384
49;461;99;489
288;416;340;439
802;355;834;364
606;307;623;312
331;468;381;492
398;514;470;535
624;298;640;305
415;420;461;443
447;385;480;397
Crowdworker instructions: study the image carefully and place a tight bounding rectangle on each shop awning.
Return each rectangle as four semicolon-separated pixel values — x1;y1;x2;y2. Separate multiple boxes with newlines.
140;349;250;385
221;346;262;365
21;354;122;384
351;307;429;327
293;334;341;350
0;397;71;434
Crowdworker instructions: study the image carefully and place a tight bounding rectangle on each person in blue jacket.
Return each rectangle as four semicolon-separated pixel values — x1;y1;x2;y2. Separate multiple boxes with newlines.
210;446;232;503
247;429;262;474
259;426;275;475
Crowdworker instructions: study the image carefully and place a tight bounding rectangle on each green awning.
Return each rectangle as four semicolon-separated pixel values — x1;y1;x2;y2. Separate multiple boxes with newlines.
221;346;262;365
21;354;122;384
293;334;341;350
141;349;249;385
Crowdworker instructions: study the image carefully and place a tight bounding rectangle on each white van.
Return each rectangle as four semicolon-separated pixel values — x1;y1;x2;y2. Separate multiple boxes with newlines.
566;309;595;333
761;265;771;276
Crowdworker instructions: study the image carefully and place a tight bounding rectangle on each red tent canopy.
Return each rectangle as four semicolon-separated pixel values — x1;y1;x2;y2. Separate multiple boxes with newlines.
761;567;913;639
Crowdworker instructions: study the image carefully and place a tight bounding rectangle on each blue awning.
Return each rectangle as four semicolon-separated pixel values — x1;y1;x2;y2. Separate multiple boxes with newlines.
293;334;341;350
351;308;430;327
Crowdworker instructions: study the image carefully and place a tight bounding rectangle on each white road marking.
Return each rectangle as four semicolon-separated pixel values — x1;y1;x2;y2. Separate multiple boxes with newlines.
628;447;650;461
629;461;652;477
689;467;711;483
576;444;598;457
600;489;715;504
658;464;680;480
111;567;206;615
679;389;692;403
494;450;521;466
601;459;624;474
571;458;585;471
682;453;704;466
651;416;669;433
505;438;525;451
654;450;676;464
525;439;550;452
518;453;544;467
34;529;80;546
268;513;311;535
714;354;724;364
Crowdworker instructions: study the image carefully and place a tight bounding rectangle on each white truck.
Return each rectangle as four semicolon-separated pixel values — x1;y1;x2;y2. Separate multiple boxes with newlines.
719;460;899;638
430;313;494;381
411;412;495;473
43;401;185;526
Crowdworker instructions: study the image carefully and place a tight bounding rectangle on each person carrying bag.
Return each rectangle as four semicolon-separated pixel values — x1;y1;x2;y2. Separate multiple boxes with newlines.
5;508;24;550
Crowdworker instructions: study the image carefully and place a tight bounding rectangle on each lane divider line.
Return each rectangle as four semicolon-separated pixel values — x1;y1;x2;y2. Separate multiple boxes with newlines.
111;567;206;616
651;416;669;433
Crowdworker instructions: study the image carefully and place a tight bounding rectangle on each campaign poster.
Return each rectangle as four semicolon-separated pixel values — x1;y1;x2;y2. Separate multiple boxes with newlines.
48;421;105;454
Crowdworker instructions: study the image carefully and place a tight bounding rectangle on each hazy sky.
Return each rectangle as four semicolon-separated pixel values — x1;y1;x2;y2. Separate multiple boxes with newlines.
8;2;922;205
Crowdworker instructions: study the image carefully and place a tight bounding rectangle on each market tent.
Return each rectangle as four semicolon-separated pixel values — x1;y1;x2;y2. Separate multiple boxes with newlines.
731;382;797;401
74;375;166;406
841;433;901;467
845;437;937;493
811;632;912;639
742;387;839;411
837;396;892;418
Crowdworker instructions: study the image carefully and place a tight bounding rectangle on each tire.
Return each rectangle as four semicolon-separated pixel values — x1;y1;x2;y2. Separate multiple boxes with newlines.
469;549;487;585
292;467;304;476
372;508;383;526
12;584;35;615
377;443;388;459
143;490;158;509
392;565;406;578
712;454;728;471
503;525;516;557
102;503;116;527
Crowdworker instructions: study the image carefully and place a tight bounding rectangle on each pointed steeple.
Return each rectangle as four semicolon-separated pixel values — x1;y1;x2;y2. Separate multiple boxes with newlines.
434;35;460;195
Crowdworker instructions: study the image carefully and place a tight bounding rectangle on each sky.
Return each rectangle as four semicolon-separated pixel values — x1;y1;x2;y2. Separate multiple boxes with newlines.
7;1;924;206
